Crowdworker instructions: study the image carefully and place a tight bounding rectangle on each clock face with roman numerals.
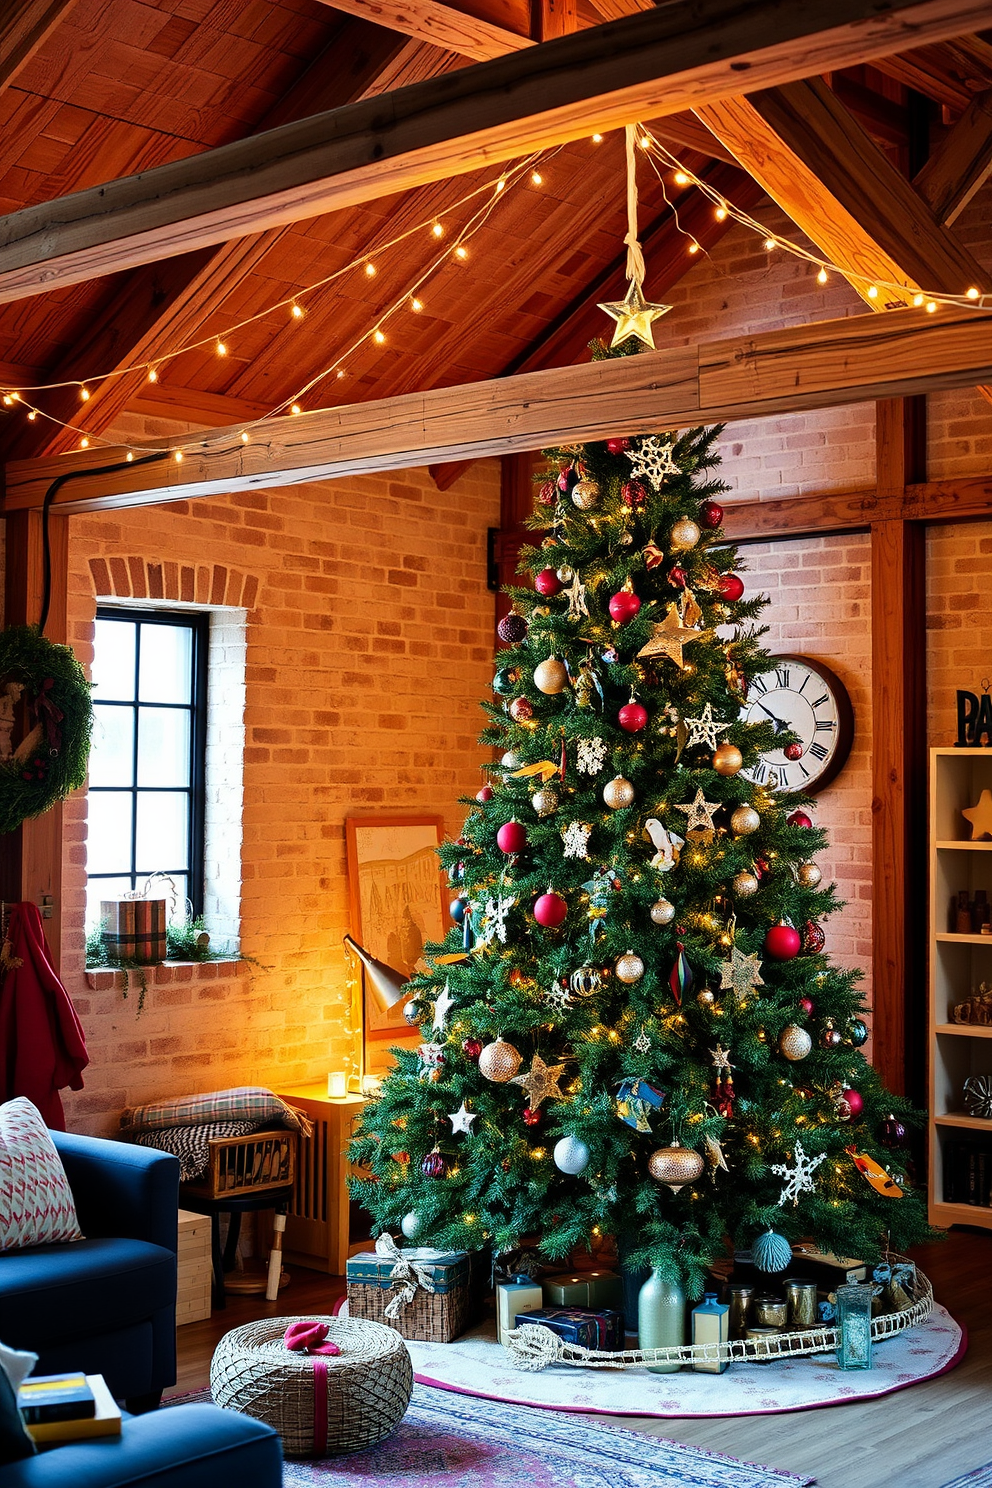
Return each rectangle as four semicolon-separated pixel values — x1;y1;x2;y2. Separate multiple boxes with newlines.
738;655;854;794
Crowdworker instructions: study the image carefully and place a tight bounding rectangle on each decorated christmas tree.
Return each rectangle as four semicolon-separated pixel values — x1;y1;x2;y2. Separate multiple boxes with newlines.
350;390;929;1302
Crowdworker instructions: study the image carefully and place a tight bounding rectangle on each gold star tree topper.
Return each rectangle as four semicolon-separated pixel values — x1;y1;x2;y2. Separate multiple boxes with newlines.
598;279;672;350
511;1054;567;1111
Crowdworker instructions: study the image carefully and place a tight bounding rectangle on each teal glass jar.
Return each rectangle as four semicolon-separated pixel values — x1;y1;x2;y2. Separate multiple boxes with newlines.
836;1283;873;1369
638;1269;685;1374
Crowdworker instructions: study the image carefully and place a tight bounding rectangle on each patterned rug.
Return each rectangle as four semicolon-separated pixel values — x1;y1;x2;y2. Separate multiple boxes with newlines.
170;1383;814;1486
940;1468;992;1488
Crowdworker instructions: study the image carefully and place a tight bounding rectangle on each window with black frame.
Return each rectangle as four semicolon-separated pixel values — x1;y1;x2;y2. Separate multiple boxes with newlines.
85;607;207;929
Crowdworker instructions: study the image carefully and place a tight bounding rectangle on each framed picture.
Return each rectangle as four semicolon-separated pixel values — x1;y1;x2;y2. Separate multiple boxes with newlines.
345;814;447;1073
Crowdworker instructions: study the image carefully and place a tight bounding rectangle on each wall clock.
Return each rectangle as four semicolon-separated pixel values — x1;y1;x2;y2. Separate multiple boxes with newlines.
739;655;854;793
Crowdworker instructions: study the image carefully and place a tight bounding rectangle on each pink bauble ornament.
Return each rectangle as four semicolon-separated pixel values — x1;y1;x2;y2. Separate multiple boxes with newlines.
719;573;745;601
618;701;648;733
787;810;813;830
497;820;528;855
799;995;815;1017
557;465;576;493
838;1087;864;1121
522;1106;542;1126
764;921;802;960
497;612;528;644
534;891;568;928
538;480;557;507
535;568;563;596
609;590;641;623
476;785;493;803
784;741;804;761
606;437;631;454
462;1038;482;1060
700;499;724;529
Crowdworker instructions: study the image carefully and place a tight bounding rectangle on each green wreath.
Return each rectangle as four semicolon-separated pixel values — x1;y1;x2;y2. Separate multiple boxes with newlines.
0;625;93;836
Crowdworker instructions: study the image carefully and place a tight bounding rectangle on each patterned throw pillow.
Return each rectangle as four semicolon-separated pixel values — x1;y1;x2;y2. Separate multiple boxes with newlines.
0;1098;83;1253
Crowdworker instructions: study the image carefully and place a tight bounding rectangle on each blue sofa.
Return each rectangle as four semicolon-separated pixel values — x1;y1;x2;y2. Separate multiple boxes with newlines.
0;1131;179;1410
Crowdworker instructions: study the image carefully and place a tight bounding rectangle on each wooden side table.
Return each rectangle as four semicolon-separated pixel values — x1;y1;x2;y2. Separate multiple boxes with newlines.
274;1085;369;1276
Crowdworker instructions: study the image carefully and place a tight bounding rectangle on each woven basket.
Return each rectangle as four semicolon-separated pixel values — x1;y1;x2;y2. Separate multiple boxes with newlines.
347;1270;469;1342
210;1315;413;1458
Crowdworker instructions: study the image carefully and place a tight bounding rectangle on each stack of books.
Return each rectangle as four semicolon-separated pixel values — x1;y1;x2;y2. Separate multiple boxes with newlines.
943;1135;992;1207
17;1374;121;1444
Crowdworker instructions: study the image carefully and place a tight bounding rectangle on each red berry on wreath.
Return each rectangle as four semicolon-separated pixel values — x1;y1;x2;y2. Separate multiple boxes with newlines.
535;568;563;597
522;1107;542;1127
718;573;745;601
534;891;568;928
498;612;528;644
497;820;528;854
783;741;804;761
668;565;688;589
622;479;648;510
787;809;813;829
476;785;494;803
606;437;631;454
462;1038;483;1061
700;499;724;529
618;701;648;733
764;921;802;960
608;590;641;623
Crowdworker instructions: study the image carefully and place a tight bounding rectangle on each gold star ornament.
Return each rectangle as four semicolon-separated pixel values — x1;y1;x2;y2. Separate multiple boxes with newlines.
511;1053;567;1111
637;603;705;669
598;279;672;350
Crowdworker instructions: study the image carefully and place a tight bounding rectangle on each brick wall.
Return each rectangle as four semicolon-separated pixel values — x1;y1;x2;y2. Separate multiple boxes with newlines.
925;179;992;480
926;520;992;743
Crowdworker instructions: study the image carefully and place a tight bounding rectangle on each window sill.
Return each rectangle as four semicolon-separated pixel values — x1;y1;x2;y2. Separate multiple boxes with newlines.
85;958;244;990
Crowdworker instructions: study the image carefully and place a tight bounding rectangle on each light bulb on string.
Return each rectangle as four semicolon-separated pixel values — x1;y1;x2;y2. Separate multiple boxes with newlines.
79;386;90;401
867;285;878;300
241;431;249;444
591;133;603;143
431;222;444;238
673;170;690;185
147;367;158;382
763;238;776;252
175;450;183;463
410;297;423;312
364;262;376;277
531;170;543;185
216;341;227;356
290;303;304;320
913;293;925;306
715;205;727;220
967;287;980;300
80;437;89;448
126;451;134;461
290;404;302;416
336;369;346;379
817;268;828;284
454;246;468;260
373;329;386;344
688;241;700;255
26;409;36;422
926;300;937;313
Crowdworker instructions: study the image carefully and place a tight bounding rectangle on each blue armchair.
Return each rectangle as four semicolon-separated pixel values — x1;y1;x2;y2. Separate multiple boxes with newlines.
0;1131;179;1410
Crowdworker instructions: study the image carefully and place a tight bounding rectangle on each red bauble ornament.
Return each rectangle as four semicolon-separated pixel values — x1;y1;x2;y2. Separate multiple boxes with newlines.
557;464;577;493
497;612;528;644
462;1038;483;1061
784;741;804;761
509;697;534;722
787;810;813;829
881;1115;907;1147
421;1150;446;1178
476;785;494;803
609;590;641;623
802;919;826;954
700;499;724;529
840;1088;864;1121
522;1107;542;1126
764;921;802;960
538;479;557;506
799;995;815;1017
622;479;648;510
618;701;649;733
718;573;745;601
606;437;631;454
668;565;689;590
534;891;568;928
497;820;528;854
535;568;563;597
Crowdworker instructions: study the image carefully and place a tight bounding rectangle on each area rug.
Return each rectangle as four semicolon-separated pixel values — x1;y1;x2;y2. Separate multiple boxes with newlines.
169;1383;814;1485
940;1467;992;1488
398;1305;965;1418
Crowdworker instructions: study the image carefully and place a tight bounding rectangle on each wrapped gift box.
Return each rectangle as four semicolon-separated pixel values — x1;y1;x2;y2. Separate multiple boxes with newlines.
346;1248;470;1342
496;1275;544;1344
100;898;167;964
515;1307;624;1350
542;1269;623;1310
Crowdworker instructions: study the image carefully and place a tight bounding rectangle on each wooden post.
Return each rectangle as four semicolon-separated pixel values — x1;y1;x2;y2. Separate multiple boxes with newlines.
870;397;927;1097
495;452;537;630
0;508;68;966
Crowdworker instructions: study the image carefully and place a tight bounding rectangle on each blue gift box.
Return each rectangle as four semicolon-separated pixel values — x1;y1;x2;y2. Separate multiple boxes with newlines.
515;1307;624;1350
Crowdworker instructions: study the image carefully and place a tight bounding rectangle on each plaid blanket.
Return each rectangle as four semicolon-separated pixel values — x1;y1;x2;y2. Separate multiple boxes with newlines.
120;1086;311;1138
132;1120;257;1182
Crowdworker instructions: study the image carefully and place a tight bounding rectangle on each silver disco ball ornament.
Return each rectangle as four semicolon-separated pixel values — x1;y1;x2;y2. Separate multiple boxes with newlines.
650;898;675;926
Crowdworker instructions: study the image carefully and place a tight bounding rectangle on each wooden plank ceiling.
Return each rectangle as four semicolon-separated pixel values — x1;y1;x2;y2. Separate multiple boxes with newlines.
0;0;990;467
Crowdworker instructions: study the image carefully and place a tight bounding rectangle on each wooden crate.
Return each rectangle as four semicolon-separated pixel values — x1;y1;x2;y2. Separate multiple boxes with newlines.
180;1130;296;1201
176;1208;211;1326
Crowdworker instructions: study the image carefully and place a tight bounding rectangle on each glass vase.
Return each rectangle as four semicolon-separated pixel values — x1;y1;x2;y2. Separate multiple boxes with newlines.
836;1283;873;1369
638;1269;685;1374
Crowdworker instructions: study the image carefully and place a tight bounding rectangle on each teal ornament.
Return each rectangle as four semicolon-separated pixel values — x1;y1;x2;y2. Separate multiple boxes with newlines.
493;666;518;696
400;1212;421;1240
847;1018;869;1048
752;1229;793;1273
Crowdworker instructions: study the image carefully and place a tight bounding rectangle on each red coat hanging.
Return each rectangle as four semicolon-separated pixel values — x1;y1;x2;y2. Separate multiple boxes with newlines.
0;902;88;1129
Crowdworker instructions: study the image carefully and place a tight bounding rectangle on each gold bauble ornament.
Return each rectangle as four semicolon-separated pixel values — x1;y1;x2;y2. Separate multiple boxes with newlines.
603;776;635;809
615;950;645;984
650;898;675;926
647;1142;705;1192
797;861;822;888
532;787;559;818
732;870;759;898
669;516;701;552
556;567;574;584
779;1024;812;1062
534;657;568;695
696;988;715;1008
478;1038;523;1082
730;804;760;836
713;741;743;777
571;479;600;511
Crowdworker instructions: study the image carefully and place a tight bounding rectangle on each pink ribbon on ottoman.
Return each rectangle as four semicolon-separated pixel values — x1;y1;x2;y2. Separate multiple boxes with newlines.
284;1320;341;1456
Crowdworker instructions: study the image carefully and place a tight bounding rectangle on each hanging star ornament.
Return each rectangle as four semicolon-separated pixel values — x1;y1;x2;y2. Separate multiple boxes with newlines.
432;981;454;1032
633;1028;651;1054
628;435;681;487
637;603;704;669
719;944;765;1003
684;702;724;751
675;787;720;840
511;1054;567;1110
598;279;672;350
771;1140;828;1208
448;1101;478;1135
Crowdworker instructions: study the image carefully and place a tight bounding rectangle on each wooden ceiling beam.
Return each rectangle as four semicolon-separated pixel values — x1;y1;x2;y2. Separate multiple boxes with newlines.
313;0;531;61
6;305;992;515
913;87;992;221
0;0;79;95
723;473;992;541
872;34;992;110
0;0;987;304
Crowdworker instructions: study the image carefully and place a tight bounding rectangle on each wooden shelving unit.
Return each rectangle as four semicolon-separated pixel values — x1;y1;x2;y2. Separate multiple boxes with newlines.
929;748;992;1230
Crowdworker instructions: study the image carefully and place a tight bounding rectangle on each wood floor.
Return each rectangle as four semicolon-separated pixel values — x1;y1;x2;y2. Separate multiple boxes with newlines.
173;1229;991;1488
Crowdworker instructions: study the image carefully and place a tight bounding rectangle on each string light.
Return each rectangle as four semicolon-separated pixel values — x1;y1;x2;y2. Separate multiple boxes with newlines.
817;268;828;284
591;133;603;144
79;436;89;448
410;297;423;312
290;303;304;319
688;241;700;255
373;329;386;344
290;404;302;415
26;409;36;421
867;285;878;299
431;222;444;238
454;246;468;260
913;293;925;306
531;171;543;186
79;386;90;401
967;286;980;299
364;262;376;277
240;431;249;443
715;205;727;220
215;341;227;356
927;300;938;312
673;170;690;185
763;237;776;252
174;450;183;463
147;367;158;382
126;451;134;461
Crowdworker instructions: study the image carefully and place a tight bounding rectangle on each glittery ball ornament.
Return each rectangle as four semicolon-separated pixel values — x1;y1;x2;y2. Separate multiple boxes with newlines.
534;568;563;597
476;785;493;803
497;612;528;644
618;701;648;733
847;1018;869;1048
609;590;641;623
753;1228;793;1273
787;809;813;830
534;657;568;694
700;499;724;529
615;950;645;984
403;1000;421;1026
554;1135;590;1175
713;741;743;776
606;437;631;454
765;921;801;960
797;861;822;888
719;573;745;601
622;479;648;510
497;820;528;854
802;919;826;954
696;988;715;1008
669;516;701;551
648;1143;704;1192
462;1038;483;1060
478;1038;522;1082
502;751;521;772
571;479;600;510
522;1106;542;1126
650;898;676;925
509;697;533;722
779;1024;812;1061
401;1212;422;1240
784;741;804;762
731;804;760;835
421;1149;445;1178
534;891;568;928
732;870;758;898
531;787;558;818
604;776;635;809
556;567;574;584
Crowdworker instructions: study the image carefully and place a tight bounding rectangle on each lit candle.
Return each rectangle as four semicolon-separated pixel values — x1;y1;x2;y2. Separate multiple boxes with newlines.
327;1072;347;1099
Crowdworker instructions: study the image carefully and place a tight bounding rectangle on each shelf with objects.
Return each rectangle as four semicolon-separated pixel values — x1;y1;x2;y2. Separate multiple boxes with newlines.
929;747;992;1231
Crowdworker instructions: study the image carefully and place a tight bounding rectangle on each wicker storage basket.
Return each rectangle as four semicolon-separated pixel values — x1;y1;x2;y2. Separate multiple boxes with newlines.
181;1130;296;1200
347;1250;470;1343
210;1315;412;1458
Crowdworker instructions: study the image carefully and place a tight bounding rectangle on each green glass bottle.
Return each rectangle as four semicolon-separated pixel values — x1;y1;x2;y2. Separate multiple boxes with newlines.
638;1268;685;1374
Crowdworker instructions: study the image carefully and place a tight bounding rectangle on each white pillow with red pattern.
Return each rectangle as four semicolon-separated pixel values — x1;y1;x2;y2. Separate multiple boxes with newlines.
0;1098;82;1252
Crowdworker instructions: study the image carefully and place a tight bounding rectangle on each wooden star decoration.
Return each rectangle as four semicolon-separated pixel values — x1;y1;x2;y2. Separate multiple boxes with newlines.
598;279;672;350
510;1053;567;1111
719;944;765;1003
637;604;704;669
710;1043;733;1071
675;787;720;840
963;789;992;841
684;702;723;751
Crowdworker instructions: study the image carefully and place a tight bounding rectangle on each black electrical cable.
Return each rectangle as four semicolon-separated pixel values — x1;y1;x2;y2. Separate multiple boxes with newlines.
37;450;169;635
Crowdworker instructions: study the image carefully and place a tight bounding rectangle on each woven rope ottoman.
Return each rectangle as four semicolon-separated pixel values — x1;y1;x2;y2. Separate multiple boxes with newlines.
210;1315;413;1458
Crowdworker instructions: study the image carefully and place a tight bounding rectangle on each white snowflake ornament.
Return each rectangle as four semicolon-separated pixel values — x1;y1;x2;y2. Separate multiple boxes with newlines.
771;1140;828;1208
561;821;592;860
480;894;515;946
577;737;607;776
633;1028;651;1054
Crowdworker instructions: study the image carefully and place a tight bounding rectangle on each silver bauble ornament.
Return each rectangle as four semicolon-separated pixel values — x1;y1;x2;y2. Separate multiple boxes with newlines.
713;741;743;777
401;1211;422;1240
478;1038;523;1083
730;804;760;836
571;479;600;511
615;950;645;984
531;787;559;818
797;861;822;888
553;1135;591;1174
603;776;635;809
696;988;715;1008
964;1074;992;1119
650;898;676;926
403;999;421;1026
647;1142;705;1192
501;751;521;772
732;870;759;898
669;516;701;552
534;657;568;695
779;1024;812;1061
